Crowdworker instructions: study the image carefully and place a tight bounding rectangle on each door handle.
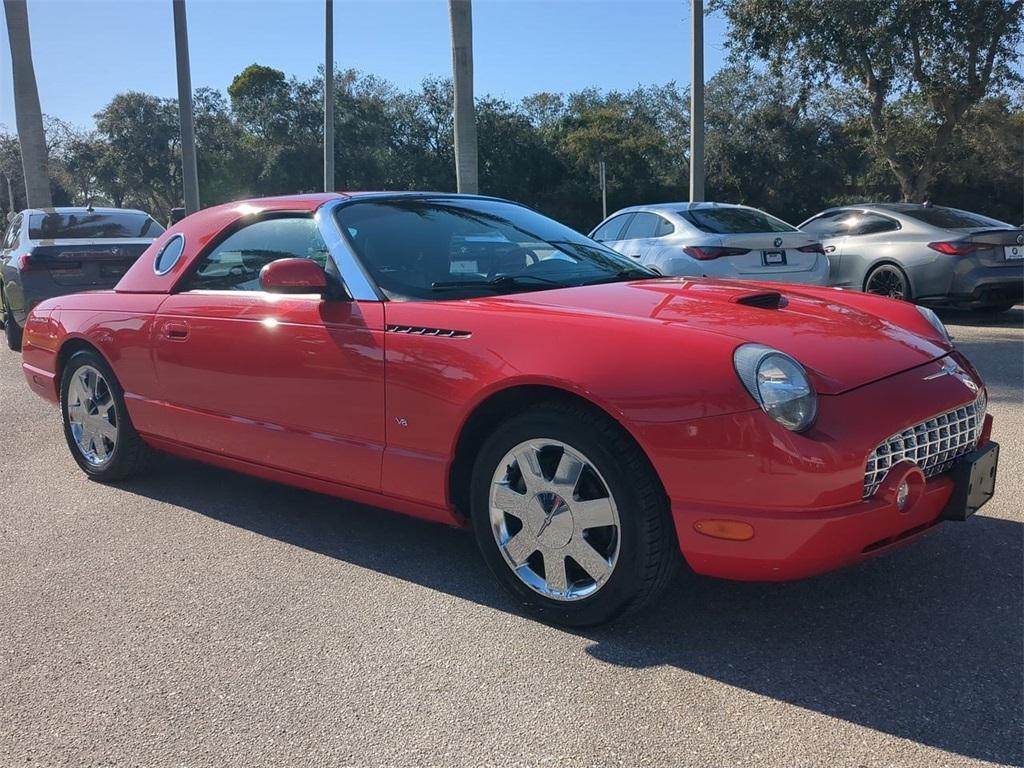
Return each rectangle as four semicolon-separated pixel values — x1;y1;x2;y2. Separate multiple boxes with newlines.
164;321;189;340
628;254;641;259
824;245;837;254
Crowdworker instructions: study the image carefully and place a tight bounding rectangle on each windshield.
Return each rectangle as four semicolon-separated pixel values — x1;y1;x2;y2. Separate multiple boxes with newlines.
680;207;796;234
28;211;164;240
898;207;1012;230
334;198;656;300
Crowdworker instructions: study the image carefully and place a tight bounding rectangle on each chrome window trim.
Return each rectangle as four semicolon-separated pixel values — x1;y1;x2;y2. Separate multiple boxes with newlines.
315;199;384;302
153;233;186;275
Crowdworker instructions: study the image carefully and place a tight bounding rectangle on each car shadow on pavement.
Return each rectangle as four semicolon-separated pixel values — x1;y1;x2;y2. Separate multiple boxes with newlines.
119;459;1023;766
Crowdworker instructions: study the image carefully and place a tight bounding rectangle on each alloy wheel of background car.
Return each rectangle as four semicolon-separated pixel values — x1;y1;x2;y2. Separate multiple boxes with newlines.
470;402;680;626
488;438;622;601
60;350;155;481
65;364;119;467
865;264;910;300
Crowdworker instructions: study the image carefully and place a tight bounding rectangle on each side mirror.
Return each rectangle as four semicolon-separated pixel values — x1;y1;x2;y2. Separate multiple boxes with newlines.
6;212;14;224
260;258;329;295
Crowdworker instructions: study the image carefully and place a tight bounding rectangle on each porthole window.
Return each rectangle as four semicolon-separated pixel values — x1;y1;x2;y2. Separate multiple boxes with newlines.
154;234;185;275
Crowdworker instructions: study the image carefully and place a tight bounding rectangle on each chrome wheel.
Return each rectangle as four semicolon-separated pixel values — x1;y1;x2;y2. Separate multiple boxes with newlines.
66;365;118;466
489;439;621;601
866;266;908;299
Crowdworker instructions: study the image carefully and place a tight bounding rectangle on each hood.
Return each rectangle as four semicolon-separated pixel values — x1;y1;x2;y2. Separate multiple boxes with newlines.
480;278;949;395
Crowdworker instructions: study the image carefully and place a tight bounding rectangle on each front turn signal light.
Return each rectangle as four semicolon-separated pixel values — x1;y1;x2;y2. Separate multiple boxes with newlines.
694;520;755;541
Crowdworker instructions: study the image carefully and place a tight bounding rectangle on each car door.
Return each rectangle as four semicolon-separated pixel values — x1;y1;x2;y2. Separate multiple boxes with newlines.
151;214;386;491
800;210;856;286
833;212;904;289
590;213;634;255
0;214;24;316
616;212;662;261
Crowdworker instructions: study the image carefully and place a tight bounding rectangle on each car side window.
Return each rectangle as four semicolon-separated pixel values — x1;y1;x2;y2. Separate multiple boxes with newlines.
653;216;675;237
800;211;849;238
186;217;330;292
592;213;633;242
621;212;661;240
3;215;22;250
848;213;900;237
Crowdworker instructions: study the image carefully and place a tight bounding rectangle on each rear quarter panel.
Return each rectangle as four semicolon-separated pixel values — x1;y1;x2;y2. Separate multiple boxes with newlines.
24;292;166;432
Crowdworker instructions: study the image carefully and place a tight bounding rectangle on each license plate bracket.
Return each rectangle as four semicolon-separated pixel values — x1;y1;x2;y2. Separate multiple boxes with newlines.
762;250;787;265
942;441;999;521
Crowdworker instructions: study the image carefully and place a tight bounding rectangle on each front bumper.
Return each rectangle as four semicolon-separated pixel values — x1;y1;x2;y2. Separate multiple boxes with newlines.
674;473;956;581
636;353;993;582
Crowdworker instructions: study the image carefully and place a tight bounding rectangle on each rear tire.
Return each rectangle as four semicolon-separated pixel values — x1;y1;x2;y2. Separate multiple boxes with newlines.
3;300;22;352
60;349;154;481
469;401;680;627
864;264;911;301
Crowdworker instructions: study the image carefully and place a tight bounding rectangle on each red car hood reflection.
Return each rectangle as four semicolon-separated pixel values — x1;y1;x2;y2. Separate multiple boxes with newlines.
475;278;949;395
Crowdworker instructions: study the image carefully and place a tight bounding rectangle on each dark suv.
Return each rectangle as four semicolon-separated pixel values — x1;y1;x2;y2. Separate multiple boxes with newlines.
1;207;164;350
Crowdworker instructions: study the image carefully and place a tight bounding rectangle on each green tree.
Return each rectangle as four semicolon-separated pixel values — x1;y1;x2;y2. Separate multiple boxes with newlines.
713;0;1023;202
94;92;182;215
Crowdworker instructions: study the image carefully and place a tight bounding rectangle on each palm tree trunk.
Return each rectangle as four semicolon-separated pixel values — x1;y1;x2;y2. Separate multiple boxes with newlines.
448;0;478;194
3;0;52;208
172;0;200;214
324;0;335;192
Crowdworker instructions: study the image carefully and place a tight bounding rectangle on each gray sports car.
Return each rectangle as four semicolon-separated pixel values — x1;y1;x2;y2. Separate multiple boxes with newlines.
1;207;164;350
799;203;1023;312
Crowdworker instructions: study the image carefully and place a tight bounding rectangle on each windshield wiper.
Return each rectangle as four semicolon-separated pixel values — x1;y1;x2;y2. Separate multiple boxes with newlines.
582;267;660;285
431;274;568;292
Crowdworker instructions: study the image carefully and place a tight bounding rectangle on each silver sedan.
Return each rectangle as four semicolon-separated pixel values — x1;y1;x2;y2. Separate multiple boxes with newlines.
799;203;1024;312
589;202;829;286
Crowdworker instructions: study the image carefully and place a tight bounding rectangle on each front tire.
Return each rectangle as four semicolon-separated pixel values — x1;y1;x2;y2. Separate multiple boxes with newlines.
60;349;154;481
470;401;680;626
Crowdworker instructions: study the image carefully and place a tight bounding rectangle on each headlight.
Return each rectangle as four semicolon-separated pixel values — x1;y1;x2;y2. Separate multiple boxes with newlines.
733;344;818;432
916;305;952;344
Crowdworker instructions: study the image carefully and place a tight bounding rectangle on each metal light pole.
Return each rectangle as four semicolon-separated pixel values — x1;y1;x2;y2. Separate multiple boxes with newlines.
324;0;335;192
689;0;705;203
172;0;200;214
599;159;607;219
449;0;479;194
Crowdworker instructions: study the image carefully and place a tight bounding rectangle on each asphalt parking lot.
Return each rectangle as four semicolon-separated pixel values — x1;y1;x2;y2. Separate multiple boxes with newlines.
1;307;1021;768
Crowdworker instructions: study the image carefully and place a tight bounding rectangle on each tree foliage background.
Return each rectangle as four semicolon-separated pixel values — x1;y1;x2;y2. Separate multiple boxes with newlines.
1;3;1021;231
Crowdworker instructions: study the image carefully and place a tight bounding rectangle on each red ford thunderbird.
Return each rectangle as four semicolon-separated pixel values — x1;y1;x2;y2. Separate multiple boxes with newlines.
20;193;999;626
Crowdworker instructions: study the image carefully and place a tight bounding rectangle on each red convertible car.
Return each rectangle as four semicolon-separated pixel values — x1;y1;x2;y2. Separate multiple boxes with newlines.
20;192;999;625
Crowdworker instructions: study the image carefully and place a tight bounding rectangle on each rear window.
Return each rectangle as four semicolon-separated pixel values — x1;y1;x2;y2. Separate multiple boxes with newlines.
679;207;796;234
29;212;165;240
899;207;1010;230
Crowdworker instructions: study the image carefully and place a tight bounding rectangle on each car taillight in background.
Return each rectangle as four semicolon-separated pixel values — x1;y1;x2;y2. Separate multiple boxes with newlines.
928;241;987;256
683;246;751;261
16;252;33;271
796;243;826;255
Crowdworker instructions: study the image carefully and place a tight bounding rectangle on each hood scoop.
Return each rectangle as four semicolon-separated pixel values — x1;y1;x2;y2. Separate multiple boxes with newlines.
734;291;787;309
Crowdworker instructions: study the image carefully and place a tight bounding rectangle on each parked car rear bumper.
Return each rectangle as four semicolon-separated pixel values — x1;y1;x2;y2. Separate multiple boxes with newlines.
917;259;1024;308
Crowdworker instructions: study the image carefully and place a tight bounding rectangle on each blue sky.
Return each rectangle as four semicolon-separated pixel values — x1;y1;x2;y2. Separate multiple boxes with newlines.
1;0;731;129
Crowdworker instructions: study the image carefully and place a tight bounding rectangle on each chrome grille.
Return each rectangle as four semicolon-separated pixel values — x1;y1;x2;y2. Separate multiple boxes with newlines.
863;393;986;498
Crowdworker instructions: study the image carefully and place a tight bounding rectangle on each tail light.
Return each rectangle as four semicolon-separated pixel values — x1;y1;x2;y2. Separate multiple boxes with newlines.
796;243;826;255
683;245;750;261
928;241;986;256
16;252;33;271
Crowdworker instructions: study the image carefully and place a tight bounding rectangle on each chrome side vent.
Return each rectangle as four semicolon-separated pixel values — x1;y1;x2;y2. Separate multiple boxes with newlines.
386;324;471;338
735;291;786;309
